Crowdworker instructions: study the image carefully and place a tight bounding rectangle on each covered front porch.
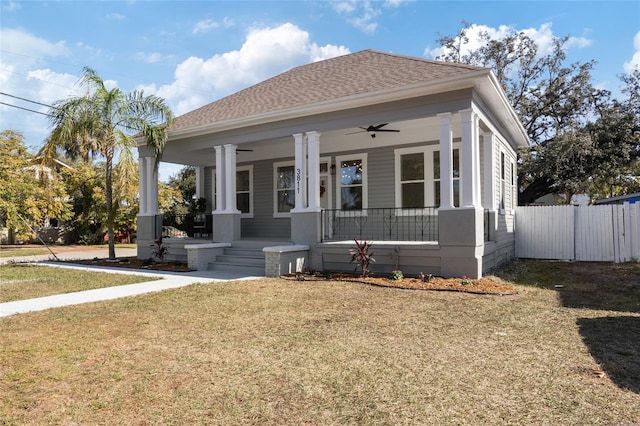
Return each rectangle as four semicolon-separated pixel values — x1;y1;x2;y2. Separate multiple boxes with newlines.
137;108;501;278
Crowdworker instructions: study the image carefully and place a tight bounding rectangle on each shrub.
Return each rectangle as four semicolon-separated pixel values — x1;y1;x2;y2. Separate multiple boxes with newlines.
350;239;375;278
150;236;168;262
390;269;404;281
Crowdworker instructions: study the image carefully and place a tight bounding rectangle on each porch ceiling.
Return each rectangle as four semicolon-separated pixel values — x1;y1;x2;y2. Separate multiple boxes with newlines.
159;115;465;167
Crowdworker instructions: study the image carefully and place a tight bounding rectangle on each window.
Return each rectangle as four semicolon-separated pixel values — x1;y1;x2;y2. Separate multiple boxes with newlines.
500;151;506;212
336;154;367;212
399;152;424;208
511;160;517;210
236;166;253;217
273;161;295;217
395;145;460;210
433;148;460;208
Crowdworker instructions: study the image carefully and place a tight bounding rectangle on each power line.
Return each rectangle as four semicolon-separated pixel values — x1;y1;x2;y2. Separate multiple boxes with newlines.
0;92;54;108
0;101;50;116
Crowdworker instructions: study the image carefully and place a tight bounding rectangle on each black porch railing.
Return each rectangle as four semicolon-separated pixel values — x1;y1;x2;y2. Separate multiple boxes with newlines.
162;214;212;238
321;207;438;242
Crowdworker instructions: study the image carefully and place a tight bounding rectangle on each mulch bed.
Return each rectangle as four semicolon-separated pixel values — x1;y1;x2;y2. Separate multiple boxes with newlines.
282;272;517;295
65;257;516;295
67;256;194;272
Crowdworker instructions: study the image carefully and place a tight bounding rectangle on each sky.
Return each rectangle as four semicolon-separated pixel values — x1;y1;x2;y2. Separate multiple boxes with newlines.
1;0;639;181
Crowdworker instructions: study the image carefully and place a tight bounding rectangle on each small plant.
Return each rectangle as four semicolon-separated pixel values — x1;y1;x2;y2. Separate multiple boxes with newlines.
350;239;375;278
389;269;404;281
460;275;473;286
149;236;168;262
418;272;434;283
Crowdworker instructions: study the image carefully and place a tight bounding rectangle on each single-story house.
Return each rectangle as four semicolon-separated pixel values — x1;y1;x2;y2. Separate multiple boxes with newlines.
594;192;640;205
136;50;529;278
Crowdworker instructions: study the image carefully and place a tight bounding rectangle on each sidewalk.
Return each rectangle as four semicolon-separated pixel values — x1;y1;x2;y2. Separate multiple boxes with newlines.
0;247;263;317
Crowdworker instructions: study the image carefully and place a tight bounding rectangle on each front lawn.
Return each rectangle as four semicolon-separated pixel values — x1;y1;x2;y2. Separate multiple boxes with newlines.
0;265;156;303
1;260;639;424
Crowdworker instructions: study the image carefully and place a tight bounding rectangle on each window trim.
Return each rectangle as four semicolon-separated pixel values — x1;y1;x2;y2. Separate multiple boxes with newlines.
236;165;253;218
394;144;460;214
273;160;295;218
335;153;368;216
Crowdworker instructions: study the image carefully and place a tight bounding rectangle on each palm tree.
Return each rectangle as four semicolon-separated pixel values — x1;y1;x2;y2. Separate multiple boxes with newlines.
42;66;174;259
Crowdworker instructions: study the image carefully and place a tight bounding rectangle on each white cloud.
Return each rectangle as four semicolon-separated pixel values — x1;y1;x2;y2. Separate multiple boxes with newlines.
193;17;234;34
106;13;126;21
3;1;21;11
425;22;591;60
193;19;219;34
624;31;640;73
332;0;407;35
134;51;173;64
147;23;349;115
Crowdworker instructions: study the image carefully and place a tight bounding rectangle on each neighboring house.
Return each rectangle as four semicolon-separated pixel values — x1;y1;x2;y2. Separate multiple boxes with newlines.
136;50;529;278
594;192;640;205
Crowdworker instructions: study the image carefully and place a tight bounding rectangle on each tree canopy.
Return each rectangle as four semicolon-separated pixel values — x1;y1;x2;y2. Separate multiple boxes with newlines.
41;67;174;258
435;24;640;204
0;130;72;242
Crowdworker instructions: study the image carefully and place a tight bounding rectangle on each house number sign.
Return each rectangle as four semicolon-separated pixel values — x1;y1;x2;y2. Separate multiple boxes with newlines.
296;168;301;194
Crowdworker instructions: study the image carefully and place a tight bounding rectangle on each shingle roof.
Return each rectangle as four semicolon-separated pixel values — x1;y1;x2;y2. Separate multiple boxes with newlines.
170;49;486;132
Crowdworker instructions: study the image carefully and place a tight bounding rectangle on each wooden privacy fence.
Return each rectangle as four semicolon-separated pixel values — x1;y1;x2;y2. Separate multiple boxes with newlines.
515;203;640;263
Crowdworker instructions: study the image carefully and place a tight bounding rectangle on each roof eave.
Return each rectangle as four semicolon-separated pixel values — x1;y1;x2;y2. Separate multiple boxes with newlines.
163;69;495;143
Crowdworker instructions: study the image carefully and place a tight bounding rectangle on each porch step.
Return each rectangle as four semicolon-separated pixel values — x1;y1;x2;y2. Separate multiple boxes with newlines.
208;247;266;276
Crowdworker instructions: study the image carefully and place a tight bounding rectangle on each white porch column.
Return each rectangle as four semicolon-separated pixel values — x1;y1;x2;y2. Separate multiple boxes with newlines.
306;131;321;211
472;113;482;207
223;144;239;213
138;155;148;214
292;133;307;211
438;113;454;210
195;166;205;199
145;156;158;214
214;146;225;212
482;132;496;210
460;109;480;208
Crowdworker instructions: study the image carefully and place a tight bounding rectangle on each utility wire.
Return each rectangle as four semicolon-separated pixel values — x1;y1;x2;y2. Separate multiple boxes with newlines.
0;101;50;116
0;92;55;108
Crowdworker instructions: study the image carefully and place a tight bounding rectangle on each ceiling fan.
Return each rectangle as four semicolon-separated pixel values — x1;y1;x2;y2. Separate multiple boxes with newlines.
347;123;400;138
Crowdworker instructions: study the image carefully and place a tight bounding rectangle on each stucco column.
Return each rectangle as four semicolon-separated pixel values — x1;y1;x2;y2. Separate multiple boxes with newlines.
438;112;454;210
214;146;225;212
460;109;480;209
472;113;482;207
138;155;148;215
306;131;321;211
292;133;307;211
224;144;239;213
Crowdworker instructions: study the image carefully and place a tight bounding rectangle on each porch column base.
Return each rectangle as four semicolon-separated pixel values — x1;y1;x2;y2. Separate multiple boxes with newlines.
212;212;241;243
438;207;484;279
291;210;321;245
136;214;163;260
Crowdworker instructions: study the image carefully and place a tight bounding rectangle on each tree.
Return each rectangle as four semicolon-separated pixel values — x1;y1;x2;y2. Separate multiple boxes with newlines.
434;24;610;204
42;67;174;259
0;130;72;243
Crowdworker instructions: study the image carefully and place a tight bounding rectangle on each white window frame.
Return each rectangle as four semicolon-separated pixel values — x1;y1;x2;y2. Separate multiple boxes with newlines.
236;165;253;218
335;153;368;216
394;144;460;214
211;168;216;211
273;160;295;218
499;150;506;215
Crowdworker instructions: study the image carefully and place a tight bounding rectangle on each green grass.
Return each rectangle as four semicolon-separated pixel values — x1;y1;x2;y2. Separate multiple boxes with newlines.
0;248;49;258
1;260;639;425
0;265;156;303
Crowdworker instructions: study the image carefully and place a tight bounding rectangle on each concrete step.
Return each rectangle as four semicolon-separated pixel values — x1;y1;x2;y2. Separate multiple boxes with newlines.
215;254;265;266
223;248;265;258
230;240;293;249
208;262;265;276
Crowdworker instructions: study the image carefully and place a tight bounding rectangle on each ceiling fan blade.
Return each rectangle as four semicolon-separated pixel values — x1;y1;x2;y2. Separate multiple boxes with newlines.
375;128;400;132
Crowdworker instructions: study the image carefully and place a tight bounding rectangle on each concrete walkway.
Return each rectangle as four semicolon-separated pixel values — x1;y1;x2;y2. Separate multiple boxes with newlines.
0;247;264;317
